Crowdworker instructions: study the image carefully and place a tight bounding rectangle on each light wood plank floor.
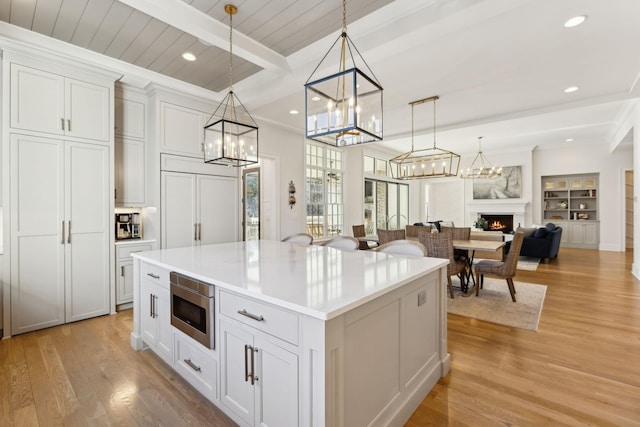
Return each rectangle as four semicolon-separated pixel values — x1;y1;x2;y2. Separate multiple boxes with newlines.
1;247;639;426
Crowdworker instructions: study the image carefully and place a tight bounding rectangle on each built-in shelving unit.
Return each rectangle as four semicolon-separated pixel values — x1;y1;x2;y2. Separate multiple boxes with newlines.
542;173;599;249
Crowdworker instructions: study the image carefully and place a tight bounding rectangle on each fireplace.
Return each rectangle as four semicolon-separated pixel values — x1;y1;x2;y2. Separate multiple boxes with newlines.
480;214;514;233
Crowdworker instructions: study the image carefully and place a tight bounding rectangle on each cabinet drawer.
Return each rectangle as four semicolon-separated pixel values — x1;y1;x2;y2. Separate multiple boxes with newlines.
117;243;152;260
174;331;218;403
219;290;299;345
140;262;170;289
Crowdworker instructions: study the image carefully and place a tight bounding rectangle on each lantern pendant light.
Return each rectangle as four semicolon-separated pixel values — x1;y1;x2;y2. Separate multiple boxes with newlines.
460;137;502;179
304;0;383;147
204;4;258;167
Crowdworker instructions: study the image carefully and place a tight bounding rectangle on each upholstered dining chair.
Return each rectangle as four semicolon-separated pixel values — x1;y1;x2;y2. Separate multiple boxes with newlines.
321;236;359;250
281;233;313;245
377;229;406;245
376;239;426;257
352;224;372;250
474;231;525;302
419;232;465;299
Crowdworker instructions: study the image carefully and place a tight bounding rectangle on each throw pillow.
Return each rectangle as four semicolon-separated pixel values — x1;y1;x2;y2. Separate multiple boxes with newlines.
545;222;556;232
516;227;537;238
533;227;548;238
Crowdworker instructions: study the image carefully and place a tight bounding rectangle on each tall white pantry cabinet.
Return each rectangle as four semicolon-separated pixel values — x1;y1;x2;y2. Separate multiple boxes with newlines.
2;49;117;336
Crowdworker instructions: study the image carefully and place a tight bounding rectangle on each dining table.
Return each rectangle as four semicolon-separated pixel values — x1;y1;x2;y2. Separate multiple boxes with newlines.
361;235;505;293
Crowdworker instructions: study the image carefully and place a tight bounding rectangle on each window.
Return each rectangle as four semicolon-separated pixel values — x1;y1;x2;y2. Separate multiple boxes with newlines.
364;178;409;234
306;143;343;238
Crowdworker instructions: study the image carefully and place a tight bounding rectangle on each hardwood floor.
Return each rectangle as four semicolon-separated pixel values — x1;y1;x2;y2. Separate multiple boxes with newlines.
1;247;639;426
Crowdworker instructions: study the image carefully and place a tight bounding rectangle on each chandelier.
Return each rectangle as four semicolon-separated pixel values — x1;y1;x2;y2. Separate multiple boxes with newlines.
203;4;258;167
390;96;460;179
304;0;383;147
460;137;502;179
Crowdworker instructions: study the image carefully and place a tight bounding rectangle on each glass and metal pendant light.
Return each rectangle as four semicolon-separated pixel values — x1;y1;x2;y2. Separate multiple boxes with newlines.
204;4;258;167
459;136;502;179
390;96;461;179
304;0;383;147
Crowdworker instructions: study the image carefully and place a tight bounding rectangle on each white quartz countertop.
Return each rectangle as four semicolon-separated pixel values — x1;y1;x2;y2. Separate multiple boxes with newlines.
133;240;448;320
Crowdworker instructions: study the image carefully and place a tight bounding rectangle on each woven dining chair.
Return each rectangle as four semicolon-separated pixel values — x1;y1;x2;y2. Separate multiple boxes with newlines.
377;229;406;245
352;224;372;250
405;224;432;239
441;226;471;261
475;231;525;302
376;239;426;257
419;232;465;299
321;236;360;250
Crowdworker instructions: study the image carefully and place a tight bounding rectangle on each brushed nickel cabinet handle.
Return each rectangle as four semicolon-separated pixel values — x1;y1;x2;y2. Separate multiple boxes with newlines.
244;344;251;382
147;272;160;279
194;223;198;241
149;294;153;317
237;309;264;322
198;223;202;241
61;118;65;131
61;221;65;244
67;221;71;244
184;358;201;372
250;346;257;385
67;119;71;132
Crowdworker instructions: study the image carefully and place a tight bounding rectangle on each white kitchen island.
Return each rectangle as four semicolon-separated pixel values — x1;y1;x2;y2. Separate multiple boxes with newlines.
130;240;450;427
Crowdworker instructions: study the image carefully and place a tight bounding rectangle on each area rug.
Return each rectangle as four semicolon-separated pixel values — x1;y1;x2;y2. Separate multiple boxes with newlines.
517;256;541;271
447;278;547;331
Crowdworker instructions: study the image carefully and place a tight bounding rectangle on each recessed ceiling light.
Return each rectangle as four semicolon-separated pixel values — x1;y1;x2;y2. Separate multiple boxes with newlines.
564;15;587;28
289;110;299;115
182;52;196;61
565;138;574;142
311;96;321;102
564;86;579;93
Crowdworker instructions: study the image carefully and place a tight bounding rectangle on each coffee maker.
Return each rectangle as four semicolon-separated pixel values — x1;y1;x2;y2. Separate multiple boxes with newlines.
115;213;141;240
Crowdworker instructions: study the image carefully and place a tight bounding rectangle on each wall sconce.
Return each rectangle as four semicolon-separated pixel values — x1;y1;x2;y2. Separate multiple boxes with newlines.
288;181;296;209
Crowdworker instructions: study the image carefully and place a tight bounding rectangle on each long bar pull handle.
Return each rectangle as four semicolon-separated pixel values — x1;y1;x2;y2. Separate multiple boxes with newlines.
61;118;65;131
67;221;71;244
244;344;251;382
121;266;125;277
184;359;201;372
61;221;65;244
67;119;71;132
237;309;264;322
194;223;198;241
250;347;257;385
198;223;202;241
147;272;160;279
153;295;157;318
149;294;153;317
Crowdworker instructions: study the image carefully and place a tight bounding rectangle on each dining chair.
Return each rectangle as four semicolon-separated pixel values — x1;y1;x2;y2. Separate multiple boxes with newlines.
376;239;426;257
321;236;359;250
474;231;525;302
377;229;406;244
419;232;465;298
352;224;372;250
281;233;313;245
405;224;432;239
440;226;471;261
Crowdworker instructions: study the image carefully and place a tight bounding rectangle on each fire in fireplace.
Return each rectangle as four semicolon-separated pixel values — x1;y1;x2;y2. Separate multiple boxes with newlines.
480;214;514;233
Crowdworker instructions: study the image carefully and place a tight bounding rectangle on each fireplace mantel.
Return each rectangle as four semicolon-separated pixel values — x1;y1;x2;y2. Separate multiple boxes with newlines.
467;201;529;228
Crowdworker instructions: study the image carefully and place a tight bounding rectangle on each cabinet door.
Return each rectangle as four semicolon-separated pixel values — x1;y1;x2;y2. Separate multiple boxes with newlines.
10;63;66;136
198;175;239;245
140;278;159;346
66;78;111;141
254;334;299;427
155;283;173;363
65;142;110;322
117;261;134;304
220;319;256;426
583;223;599;246
115;96;145;139
115;137;145;205
160;102;204;156
161;172;197;249
10;134;65;335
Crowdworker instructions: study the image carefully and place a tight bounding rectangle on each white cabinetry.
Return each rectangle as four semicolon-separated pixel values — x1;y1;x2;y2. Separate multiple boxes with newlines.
10;134;110;334
161;171;238;249
568;221;599;248
139;263;173;364
116;243;152;307
219;292;299;427
160;101;206;157
10;63;110;142
115;87;146;206
174;331;219;403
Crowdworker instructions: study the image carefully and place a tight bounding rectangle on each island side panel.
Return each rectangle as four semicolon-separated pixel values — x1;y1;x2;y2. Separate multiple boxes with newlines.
323;265;447;427
130;257;143;350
